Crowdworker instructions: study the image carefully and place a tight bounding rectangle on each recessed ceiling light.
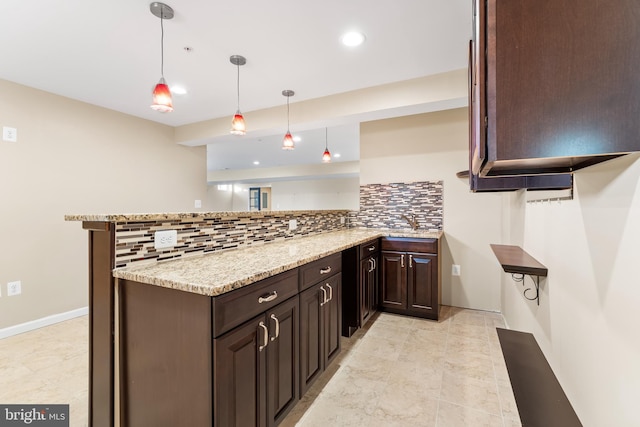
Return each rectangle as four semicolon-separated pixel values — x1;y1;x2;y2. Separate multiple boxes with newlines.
171;85;187;95
293;135;301;142
341;31;366;47
334;153;342;158
253;161;260;165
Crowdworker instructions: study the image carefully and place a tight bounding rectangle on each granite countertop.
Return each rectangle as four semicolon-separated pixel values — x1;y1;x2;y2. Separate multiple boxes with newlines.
113;228;442;297
64;210;350;222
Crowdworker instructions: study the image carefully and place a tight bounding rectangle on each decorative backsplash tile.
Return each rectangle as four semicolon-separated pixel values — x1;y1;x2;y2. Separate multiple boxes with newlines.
114;211;349;268
350;181;443;231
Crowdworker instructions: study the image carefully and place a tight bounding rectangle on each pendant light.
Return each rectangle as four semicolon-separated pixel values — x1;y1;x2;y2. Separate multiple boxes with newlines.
150;2;174;113
322;127;332;163
282;90;295;150
230;55;247;135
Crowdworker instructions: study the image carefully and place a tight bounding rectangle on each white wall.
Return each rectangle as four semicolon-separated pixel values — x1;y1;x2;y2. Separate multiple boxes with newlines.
0;79;208;329
206;177;360;212
502;153;640;426
360;109;504;311
271;178;359;211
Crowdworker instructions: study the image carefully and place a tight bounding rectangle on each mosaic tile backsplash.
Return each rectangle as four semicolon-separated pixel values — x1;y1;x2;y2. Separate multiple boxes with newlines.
350;181;443;231
115;211;348;268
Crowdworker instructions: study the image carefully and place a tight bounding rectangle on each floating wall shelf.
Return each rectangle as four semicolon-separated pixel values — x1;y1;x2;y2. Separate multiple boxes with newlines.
490;244;547;305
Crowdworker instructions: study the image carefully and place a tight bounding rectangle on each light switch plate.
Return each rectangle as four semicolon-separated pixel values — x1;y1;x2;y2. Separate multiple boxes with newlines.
451;265;461;276
2;126;17;142
289;219;297;230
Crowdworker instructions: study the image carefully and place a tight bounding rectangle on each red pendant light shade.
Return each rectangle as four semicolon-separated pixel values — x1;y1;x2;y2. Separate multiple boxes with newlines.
281;90;295;150
282;131;295;150
322;127;331;162
231;111;246;135
151;77;173;112
322;148;332;163
230;55;247;135
150;3;174;113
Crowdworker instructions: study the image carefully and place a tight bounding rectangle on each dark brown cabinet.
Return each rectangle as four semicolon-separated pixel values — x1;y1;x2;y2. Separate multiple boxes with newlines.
214;295;299;427
360;248;378;326
470;0;640;179
117;252;344;427
299;273;341;396
379;237;440;320
341;239;379;337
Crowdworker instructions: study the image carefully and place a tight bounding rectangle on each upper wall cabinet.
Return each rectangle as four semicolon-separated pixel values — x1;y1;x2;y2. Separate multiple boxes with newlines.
470;0;640;178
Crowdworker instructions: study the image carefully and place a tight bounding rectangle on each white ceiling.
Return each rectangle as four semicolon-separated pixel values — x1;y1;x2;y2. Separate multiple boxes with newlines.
0;0;471;172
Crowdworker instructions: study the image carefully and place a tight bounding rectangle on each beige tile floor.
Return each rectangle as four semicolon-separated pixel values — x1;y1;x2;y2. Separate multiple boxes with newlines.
0;306;520;427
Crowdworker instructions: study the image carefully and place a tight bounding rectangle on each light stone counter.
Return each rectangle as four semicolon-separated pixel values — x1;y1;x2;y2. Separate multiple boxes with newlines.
64;210;349;222
113;228;442;296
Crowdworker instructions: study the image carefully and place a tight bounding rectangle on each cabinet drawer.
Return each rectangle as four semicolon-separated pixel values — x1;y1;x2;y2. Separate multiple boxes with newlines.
299;252;342;291
359;239;380;258
212;269;298;337
381;237;438;254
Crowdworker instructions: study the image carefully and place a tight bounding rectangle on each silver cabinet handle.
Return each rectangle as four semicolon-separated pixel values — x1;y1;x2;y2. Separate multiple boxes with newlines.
258;291;278;304
368;258;374;273
372;258;376;270
320;286;328;306
270;314;280;341
401;254;405;268
326;283;333;302
409;254;413;268
258;321;269;352
368;246;375;252
320;266;332;274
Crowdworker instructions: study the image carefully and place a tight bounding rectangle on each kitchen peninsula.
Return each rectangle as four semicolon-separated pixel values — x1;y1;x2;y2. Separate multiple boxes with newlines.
66;210;442;427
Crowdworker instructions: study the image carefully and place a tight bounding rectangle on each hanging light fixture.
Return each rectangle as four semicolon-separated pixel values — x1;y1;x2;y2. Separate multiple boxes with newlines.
322;127;332;163
230;55;247;135
150;2;174;113
282;90;295;150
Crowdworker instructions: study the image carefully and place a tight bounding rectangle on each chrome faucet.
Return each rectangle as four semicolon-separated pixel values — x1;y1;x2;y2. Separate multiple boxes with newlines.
401;213;419;230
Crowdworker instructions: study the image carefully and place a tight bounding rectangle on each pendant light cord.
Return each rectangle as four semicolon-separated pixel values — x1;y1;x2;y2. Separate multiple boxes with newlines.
160;9;165;78
325;128;328;149
287;95;290;130
236;64;240;110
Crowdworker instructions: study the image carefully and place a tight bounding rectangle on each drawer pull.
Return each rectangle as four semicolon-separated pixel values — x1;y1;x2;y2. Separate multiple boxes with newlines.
320;286;328;306
258;291;278;304
258;322;269;352
326;283;333;302
409;254;413;268
401;254;405;268
270;314;280;341
320;266;332;275
368;246;375;252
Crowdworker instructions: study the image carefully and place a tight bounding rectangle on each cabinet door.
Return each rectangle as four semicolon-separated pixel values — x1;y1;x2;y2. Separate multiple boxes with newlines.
299;284;324;396
369;254;379;313
214;315;267;427
266;297;299;427
323;274;342;367
359;257;372;325
407;253;438;317
380;251;406;309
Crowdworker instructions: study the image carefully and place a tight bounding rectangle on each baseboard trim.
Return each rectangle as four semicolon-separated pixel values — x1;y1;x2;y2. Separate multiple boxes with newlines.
0;307;89;339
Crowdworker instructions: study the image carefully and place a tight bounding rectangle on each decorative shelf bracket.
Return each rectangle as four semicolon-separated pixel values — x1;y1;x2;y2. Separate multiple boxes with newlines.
510;273;541;305
490;244;547;306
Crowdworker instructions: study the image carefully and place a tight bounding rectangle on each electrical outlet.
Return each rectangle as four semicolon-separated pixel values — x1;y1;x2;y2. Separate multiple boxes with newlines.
154;230;178;249
289;219;297;230
451;265;461;276
3;126;17;142
340;216;345;224
7;281;21;296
